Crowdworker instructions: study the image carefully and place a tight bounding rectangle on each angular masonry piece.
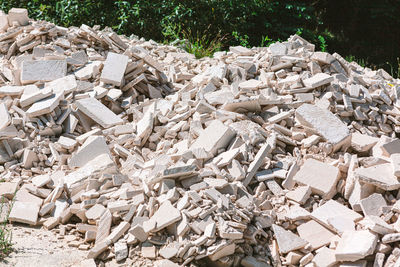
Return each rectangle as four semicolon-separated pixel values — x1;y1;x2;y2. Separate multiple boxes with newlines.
190;120;235;157
293;159;340;199
0;102;11;131
75;97;123;128
302;73;334;88
296;104;350;151
297;220;336;250
359;193;386;217
272;224;308;254
26;93;63;117
100;52;129;86
351;132;379;152
45;74;77;95
21;60;67;84
8;8;29;26
9;201;39;225
335;230;378;262
391;153;400;177
149;200;181;231
354;163;400;190
69;135;111;168
19;86;52;108
311;200;363;232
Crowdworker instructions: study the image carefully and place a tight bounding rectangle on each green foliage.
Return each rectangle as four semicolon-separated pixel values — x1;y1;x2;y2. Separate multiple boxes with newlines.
232;31;249;48
0;197;12;259
318;35;327;52
345;55;367;68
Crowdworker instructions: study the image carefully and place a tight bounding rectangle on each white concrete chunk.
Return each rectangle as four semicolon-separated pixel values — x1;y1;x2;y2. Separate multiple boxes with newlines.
9;201;39;225
296;103;350;151
100;52;129;86
26;93;63;117
21;60;67;84
0;102;10;131
272;224;307;254
75;97;123;128
69;135;111;168
335;230;378;262
303;73;333;88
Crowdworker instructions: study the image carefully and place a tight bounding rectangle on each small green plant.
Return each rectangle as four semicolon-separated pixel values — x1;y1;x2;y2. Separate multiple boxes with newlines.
162;22;224;58
345;55;367;68
260;35;276;47
232;31;249;47
318;35;327;52
0;197;12;259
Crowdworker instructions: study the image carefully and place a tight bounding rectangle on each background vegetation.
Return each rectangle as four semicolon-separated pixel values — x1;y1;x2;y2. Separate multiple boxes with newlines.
0;0;398;75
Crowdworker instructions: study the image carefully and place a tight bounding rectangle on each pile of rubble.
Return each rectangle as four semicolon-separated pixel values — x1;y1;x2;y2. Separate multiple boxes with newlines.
2;7;400;267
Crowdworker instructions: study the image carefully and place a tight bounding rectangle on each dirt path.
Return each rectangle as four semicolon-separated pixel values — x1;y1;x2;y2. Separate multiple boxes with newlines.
1;224;87;267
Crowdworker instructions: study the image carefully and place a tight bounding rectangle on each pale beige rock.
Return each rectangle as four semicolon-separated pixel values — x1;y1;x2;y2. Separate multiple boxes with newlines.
297;220;336;250
69;135;111;168
75;97;123;128
26;93;63;117
8;8;29;26
190;120;235;157
359;193;386;217
272;224;307;254
21;60;67;84
312;247;337;267
311;200;363;231
351;133;379;152
335;230;378;262
0;102;10;131
9;201;39;225
293;159;340;199
296;104;350;151
100;52;129;86
354;163;400;190
303;73;333;88
149;200;181;231
391;153;400;177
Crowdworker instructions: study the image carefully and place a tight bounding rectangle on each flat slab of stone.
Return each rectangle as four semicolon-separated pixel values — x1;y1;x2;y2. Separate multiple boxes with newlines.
297;220;336;250
69;135;111;168
21;60;67;84
272;224;307;254
0;102;11;131
20;86;52;108
9;201;39;225
335;230;378;262
75;97;123;128
296;104;350;151
359;193;386;217
354;163;400;190
190;120;235;156
26;93;63;117
311;200;363;231
303;73;333;88
149;200;181;231
293;159;340;199
351;132;379;152
45;74;77;95
100;52;129;86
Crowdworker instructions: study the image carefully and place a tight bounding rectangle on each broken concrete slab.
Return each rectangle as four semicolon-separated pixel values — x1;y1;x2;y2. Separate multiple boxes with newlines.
75;97;123;128
21;60;67;84
335;230;378;262
69;135;111;168
9;201;39;225
296;103;350;151
272;224;307;254
100;52;129;86
293;159;340;199
354;163;400;190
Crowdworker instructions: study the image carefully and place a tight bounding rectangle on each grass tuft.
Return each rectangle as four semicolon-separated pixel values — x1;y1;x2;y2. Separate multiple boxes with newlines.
0;197;13;260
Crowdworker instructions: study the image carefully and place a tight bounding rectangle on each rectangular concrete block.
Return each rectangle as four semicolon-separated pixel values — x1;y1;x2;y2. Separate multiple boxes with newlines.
100;52;129;86
75;97;123;128
295;103;350;151
21;60;67;84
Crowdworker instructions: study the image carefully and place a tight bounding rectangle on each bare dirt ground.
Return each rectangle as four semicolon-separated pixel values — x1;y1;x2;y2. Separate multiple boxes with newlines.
1;224;86;267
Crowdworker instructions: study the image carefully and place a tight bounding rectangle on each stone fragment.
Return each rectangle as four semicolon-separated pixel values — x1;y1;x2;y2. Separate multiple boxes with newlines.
354;163;400;190
313;247;337;267
311;200;363;231
190;120;235;156
69;135;111;168
359;193;386;217
286;186;311;204
149;200;181;231
85;204;106;220
75;97;123;128
271;224;307;254
293;159;340;199
351;133;379;152
26;93;63;117
0;102;10;131
8;8;29;26
296;104;350;151
209;243;236;261
95;209;112;244
114;241;128;262
21;60;67;84
391;153;400;177
297;220;336;250
335;231;378;262
100;52;129;86
303;73;334;88
9;201;39;225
